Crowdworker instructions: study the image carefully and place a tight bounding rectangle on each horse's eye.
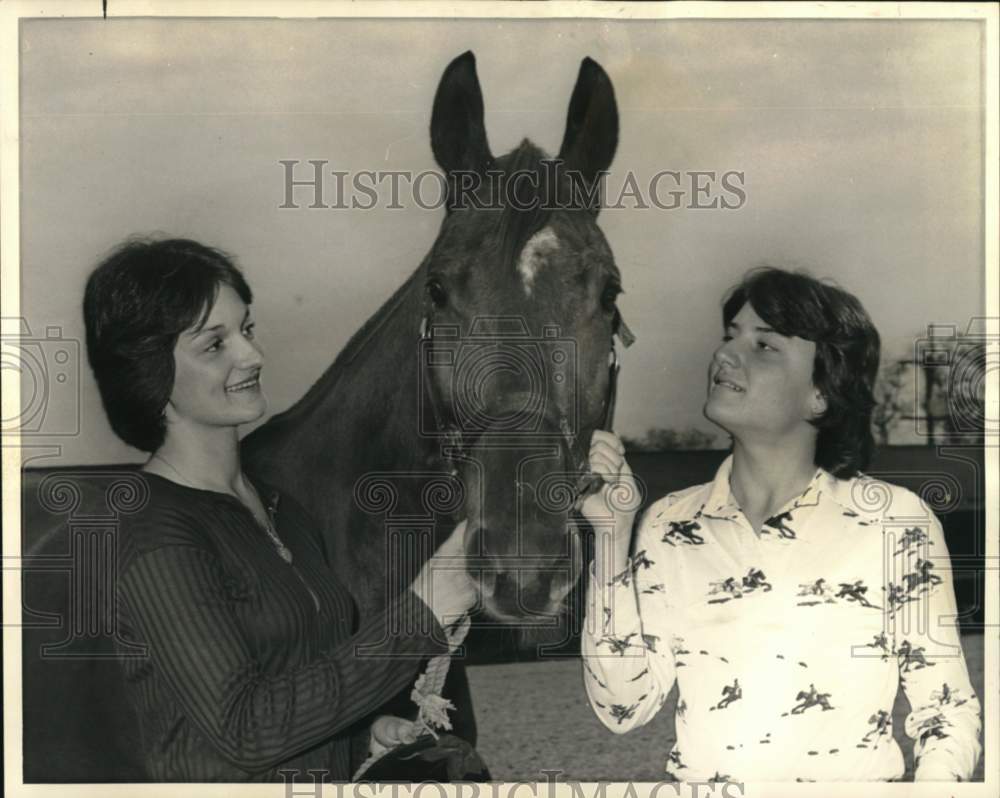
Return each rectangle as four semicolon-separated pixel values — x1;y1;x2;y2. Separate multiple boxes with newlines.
426;279;448;308
601;282;622;313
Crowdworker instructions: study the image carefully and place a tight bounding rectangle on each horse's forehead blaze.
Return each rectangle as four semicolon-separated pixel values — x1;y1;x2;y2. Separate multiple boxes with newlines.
515;226;561;296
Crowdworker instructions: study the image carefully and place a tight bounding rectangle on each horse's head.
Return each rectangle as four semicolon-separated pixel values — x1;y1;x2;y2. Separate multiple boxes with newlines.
420;52;633;621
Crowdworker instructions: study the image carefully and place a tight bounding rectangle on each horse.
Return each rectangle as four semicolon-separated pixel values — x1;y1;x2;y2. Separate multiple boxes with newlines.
241;51;629;751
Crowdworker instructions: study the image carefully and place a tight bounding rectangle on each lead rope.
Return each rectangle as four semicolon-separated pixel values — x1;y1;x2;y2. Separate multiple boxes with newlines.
353;614;471;781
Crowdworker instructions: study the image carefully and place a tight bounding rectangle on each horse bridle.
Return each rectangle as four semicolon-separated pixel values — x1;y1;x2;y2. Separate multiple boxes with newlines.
418;311;636;511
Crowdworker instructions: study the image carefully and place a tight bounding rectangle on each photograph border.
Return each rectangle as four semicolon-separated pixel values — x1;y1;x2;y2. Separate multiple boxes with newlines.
2;2;997;797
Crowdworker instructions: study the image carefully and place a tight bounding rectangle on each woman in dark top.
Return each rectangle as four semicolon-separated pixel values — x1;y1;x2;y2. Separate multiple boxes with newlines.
84;237;474;782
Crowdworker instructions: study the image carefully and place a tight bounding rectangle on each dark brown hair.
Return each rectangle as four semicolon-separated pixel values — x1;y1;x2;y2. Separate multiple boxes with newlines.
83;237;252;452
722;267;881;478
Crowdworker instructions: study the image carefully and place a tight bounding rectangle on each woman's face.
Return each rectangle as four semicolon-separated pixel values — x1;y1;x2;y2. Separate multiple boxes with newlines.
703;302;824;440
166;283;267;432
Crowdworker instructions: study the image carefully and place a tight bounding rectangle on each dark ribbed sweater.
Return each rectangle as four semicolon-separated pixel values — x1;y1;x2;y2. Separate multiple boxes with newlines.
114;472;447;782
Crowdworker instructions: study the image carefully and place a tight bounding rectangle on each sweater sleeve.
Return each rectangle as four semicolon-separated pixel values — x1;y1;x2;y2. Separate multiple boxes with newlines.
892;508;982;780
580;507;676;733
119;541;447;774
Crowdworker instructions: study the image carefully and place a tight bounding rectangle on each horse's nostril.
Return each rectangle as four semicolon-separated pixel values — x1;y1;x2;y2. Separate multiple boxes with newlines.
485;569;557;617
493;570;515;596
466;522;584;618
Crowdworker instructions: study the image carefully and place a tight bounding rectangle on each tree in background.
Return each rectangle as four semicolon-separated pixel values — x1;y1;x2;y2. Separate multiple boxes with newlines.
872;360;910;445
622;427;718;452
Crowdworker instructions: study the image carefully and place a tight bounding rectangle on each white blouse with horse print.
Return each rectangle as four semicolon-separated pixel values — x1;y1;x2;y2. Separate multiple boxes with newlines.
581;455;981;782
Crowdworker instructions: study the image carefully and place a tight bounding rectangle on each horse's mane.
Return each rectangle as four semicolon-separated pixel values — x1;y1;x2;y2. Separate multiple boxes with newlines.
254;262;423;430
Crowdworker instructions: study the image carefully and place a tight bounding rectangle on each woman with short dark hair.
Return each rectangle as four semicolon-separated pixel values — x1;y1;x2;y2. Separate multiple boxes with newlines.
719;267;881;478
85;238;254;454
580;267;981;781
84;237;474;782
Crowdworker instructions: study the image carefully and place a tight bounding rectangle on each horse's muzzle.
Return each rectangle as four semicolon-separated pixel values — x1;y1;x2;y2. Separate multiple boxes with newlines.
467;524;582;621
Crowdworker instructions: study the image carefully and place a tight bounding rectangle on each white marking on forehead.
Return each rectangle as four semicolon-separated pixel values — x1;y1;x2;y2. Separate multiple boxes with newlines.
516;227;560;296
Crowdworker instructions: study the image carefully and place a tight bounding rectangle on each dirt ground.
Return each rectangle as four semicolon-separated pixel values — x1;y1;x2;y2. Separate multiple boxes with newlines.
465;633;985;782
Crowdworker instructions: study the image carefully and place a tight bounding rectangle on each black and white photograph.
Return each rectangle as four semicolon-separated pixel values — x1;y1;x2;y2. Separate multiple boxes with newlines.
2;2;997;795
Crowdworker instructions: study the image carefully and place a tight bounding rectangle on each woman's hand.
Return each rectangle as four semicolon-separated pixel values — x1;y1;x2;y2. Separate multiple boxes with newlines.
579;430;640;539
580;431;640;584
369;715;421;755
410;520;478;628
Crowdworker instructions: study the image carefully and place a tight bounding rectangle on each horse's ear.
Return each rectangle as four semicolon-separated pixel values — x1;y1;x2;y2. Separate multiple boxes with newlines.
557;57;618;215
431;51;495;186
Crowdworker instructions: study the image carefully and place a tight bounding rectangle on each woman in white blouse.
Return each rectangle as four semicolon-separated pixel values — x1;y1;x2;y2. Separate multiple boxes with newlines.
580;267;981;782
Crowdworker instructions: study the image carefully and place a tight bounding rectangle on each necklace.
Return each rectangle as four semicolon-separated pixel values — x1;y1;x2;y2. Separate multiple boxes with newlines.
246;480;294;564
149;453;294;564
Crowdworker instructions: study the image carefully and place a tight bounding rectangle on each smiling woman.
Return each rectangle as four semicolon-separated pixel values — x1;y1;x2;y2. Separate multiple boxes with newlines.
578;267;982;782
705;301;826;456
80;237;477;782
83;239;260;455
167;283;266;429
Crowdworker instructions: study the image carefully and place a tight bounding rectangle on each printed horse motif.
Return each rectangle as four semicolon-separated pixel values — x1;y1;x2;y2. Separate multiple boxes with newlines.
862;710;891;742
762;510;797;539
865;632;891;659
597;633;637;656
836;580;880;608
897;640;935;672
903;558;943;593
916;713;951;745
708;576;741;598
743;568;772;591
931;682;967;707
710;679;742;711
791;684;835;714
707;568;771;603
796;578;836;605
886;582;918;609
894;526;929;555
242;51;625;744
608;702;640;724
662;519;705;546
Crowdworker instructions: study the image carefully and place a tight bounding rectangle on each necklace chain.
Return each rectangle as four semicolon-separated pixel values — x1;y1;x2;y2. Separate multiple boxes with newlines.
149;453;293;564
246;480;294;564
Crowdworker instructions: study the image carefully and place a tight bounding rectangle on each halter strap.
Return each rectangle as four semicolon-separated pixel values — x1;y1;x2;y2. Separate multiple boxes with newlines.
418;314;634;505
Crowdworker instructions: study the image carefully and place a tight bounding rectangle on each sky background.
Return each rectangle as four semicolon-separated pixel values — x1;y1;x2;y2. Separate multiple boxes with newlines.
16;16;986;465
